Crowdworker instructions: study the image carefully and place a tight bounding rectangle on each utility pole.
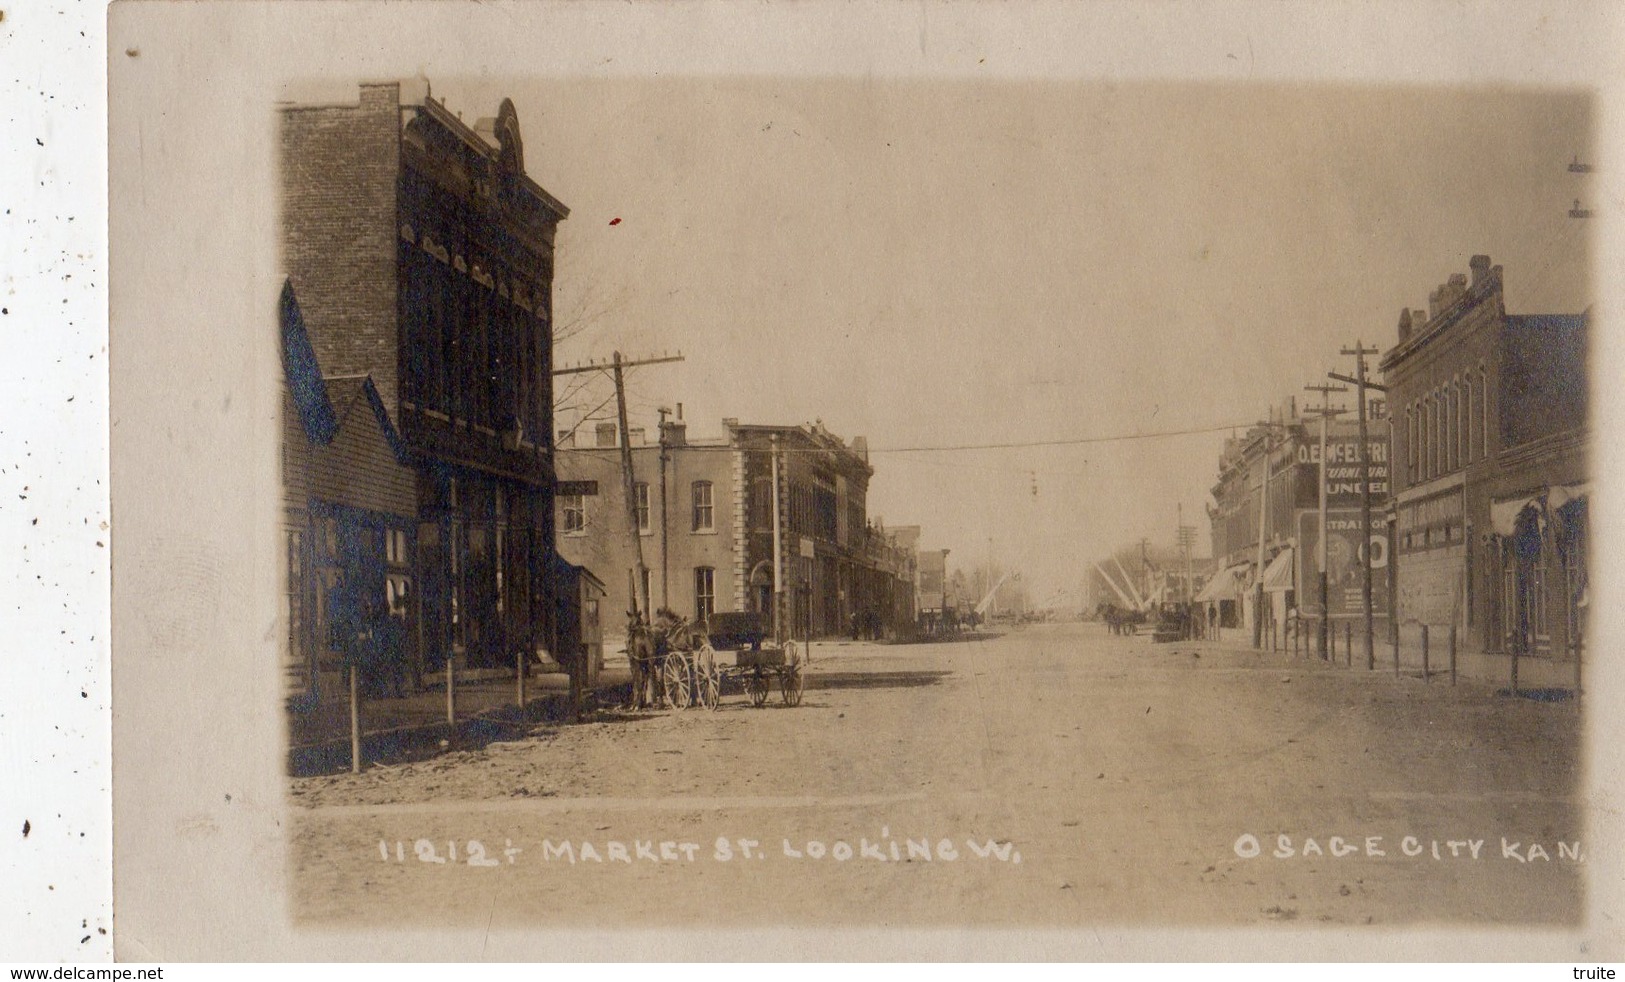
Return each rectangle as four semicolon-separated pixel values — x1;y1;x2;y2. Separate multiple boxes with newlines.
1339;342;1382;670
1304;382;1348;661
553;351;686;620
1177;504;1195;602
1569;155;1594;219
1253;413;1275;649
610;352;650;623
553;350;685;710
771;433;784;643
657;406;671;610
987;537;996;618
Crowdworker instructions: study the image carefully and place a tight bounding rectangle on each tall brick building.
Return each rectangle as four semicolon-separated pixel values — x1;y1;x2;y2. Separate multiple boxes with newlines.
1380;254;1589;680
279;81;572;700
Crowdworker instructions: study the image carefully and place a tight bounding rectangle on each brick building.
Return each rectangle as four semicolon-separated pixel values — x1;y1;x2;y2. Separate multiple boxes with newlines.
553;410;736;635
556;414;917;644
1380;254;1589;681
279;81;578;703
1205;402;1316;642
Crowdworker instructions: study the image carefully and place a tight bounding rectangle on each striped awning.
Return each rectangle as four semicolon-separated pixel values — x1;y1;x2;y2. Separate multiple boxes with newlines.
1193;563;1248;603
1261;548;1295;593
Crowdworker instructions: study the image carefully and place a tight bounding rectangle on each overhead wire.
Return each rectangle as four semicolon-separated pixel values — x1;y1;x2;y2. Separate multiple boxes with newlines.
556;419;1258;457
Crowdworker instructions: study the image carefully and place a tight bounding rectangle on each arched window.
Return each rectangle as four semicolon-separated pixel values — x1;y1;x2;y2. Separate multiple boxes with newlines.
1463;379;1474;465
1425;395;1436;479
1446;382;1458;472
1406;405;1417;485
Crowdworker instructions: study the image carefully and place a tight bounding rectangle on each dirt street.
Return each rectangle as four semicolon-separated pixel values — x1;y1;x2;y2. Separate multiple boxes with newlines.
289;622;1583;931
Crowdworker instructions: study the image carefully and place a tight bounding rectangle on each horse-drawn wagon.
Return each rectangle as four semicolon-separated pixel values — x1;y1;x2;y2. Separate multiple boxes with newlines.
710;611;805;708
625;609;804;711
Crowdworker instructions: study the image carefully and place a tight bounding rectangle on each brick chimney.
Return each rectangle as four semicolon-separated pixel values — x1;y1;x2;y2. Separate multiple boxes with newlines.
658;403;687;446
1469;254;1492;287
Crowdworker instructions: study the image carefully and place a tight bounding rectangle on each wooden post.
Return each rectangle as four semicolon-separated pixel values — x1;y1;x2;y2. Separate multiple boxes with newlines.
1421;624;1430;683
446;650;455;725
516;645;527;709
1449;624;1457;687
1391;620;1400;678
1510;583;1521;698
1327;620;1334;661
1574;625;1582;708
348;666;363;775
1345;622;1353;668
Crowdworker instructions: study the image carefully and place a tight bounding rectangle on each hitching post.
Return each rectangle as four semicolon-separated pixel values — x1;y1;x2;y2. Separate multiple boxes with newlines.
446;647;456;725
349;664;363;775
516;645;527;709
1391;620;1399;678
1449;624;1457;687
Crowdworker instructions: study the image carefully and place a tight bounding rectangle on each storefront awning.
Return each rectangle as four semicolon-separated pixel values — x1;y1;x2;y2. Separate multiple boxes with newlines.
1490;496;1540;537
1550;482;1590;511
1193;563;1248;603
1261;548;1295;593
1490;483;1590;537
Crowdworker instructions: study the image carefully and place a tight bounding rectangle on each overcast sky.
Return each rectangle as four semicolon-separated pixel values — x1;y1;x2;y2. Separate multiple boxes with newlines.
431;78;1592;605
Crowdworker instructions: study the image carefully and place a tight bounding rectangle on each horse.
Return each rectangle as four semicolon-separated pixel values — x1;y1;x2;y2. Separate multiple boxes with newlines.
1097;603;1123;635
624;610;657;710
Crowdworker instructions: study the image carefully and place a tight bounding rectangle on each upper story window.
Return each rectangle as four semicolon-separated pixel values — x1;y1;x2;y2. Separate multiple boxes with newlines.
1406;406;1417;486
634;482;651;534
561;493;586;535
692;481;714;532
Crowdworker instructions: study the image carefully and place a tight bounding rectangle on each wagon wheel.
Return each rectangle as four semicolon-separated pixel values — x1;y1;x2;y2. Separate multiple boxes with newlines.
695;643;721;711
746;668;771;707
780;641;804;707
662;654;692;710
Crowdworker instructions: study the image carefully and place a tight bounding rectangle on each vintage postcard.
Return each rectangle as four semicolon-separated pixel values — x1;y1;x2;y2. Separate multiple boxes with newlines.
107;0;1624;961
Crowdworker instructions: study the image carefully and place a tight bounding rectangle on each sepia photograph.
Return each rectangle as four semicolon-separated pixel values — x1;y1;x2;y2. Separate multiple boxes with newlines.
105;1;1624;962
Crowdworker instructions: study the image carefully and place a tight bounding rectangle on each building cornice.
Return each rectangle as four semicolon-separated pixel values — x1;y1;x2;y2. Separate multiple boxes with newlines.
417;97;570;222
1496;426;1587;470
1379;267;1501;373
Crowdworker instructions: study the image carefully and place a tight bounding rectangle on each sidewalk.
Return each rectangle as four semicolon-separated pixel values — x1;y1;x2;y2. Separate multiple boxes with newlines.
286;667;632;776
1183;624;1581;699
